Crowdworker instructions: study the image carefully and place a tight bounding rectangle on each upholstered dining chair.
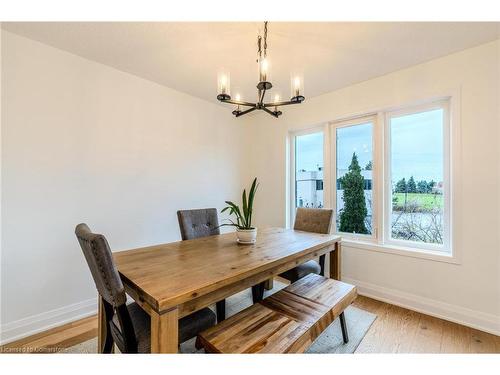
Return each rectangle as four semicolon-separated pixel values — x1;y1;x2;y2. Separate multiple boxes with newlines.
279;207;350;343
75;223;216;353
280;208;333;282
176;208;227;322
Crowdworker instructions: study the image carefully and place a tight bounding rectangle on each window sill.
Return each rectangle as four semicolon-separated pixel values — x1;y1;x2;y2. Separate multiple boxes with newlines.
341;239;460;264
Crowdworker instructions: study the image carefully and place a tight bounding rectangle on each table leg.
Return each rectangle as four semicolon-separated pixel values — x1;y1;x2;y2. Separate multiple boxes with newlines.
97;295;105;353
151;308;179;353
329;241;341;280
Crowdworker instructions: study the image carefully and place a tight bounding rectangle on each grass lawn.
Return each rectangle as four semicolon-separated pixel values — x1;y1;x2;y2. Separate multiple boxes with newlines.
393;193;443;210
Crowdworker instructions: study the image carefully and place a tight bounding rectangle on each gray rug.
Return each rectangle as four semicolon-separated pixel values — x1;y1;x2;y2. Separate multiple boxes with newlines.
64;281;376;354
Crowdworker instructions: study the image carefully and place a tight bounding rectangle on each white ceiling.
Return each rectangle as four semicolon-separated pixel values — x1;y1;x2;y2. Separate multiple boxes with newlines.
3;22;500;104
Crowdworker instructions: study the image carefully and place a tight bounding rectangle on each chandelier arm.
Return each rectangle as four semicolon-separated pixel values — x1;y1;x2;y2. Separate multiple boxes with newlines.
219;99;256;107
259;87;267;105
263;100;302;107
262;106;279;118
235;107;257;117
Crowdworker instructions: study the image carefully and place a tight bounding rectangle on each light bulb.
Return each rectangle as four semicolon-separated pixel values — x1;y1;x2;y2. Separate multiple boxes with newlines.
274;93;280;103
217;71;230;97
235;93;241;101
294;77;301;95
290;75;304;99
294;77;300;88
259;58;269;82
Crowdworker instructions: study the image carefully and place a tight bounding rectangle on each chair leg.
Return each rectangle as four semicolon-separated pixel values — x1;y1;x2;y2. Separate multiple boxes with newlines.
251;282;265;303
339;312;349;344
216;300;226;322
102;328;114;353
101;301;115;353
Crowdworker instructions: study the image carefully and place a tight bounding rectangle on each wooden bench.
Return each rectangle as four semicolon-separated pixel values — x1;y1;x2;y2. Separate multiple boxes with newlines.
196;273;357;353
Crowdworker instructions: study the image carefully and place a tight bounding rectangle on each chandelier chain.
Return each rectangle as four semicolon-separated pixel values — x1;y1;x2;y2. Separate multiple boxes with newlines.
263;21;268;58
256;22;268;60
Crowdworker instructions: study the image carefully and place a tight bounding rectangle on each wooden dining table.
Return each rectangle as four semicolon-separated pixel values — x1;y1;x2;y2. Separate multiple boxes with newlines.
103;227;341;353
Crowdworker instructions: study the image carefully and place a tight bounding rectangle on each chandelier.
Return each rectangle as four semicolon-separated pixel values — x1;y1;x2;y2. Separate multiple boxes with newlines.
216;22;305;118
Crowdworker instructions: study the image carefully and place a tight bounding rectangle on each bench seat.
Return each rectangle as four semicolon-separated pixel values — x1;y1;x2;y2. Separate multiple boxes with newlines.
196;273;357;353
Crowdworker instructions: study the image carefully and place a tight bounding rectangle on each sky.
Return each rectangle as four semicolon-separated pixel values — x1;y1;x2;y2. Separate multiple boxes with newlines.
295;108;444;183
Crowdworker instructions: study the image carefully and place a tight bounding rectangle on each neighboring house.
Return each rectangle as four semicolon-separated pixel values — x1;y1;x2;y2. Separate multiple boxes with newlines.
296;167;324;208
296;167;373;213
432;181;444;194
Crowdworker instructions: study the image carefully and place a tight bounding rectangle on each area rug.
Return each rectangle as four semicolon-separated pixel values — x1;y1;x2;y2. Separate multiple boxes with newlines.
64;281;376;354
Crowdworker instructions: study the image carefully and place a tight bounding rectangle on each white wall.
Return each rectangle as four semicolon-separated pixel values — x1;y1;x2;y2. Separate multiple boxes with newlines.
247;40;500;334
0;31;248;343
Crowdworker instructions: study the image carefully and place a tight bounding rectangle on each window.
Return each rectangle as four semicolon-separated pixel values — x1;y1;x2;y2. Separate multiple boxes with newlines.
293;131;324;211
334;118;374;237
316;180;324;191
290;98;452;257
386;103;450;251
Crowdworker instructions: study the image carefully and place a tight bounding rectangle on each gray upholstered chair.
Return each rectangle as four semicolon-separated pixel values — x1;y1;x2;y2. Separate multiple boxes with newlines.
280;208;333;282
177;208;228;321
76;223;216;353
280;208;350;343
177;208;266;310
177;208;220;241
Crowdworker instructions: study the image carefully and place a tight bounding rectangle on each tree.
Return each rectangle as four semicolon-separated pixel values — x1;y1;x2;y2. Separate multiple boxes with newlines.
427;180;435;193
365;160;373;170
417;180;428;194
395;178;407;193
339;153;368;234
407;176;417;193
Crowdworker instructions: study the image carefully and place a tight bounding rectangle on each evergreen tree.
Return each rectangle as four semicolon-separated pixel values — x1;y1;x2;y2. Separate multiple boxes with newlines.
417;180;428;194
395;178;407;193
365;160;373;170
339;153;368;234
427;180;435;193
407;176;417;193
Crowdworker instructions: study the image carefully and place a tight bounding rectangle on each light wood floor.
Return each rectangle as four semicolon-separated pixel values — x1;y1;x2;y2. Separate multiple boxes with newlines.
2;295;499;353
353;296;500;353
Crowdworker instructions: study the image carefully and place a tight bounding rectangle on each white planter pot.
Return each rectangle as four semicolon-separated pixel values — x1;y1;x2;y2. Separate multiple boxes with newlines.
236;228;257;245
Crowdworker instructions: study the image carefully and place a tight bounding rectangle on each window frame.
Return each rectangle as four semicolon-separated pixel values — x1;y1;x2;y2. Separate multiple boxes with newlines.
383;100;452;253
287;95;458;263
289;126;329;228
329;115;379;242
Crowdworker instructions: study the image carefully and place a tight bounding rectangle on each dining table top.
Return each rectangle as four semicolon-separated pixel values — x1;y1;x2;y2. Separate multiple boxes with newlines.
113;227;341;312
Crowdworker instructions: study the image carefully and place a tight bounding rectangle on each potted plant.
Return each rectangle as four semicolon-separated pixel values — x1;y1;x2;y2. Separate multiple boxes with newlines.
221;177;259;244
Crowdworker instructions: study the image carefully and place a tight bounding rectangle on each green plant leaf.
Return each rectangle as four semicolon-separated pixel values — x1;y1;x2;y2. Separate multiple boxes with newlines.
221;179;258;230
242;189;248;227
225;200;244;226
247;177;258;228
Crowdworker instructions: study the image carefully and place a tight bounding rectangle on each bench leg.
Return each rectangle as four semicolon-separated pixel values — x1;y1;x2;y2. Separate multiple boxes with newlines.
339;312;349;344
319;254;326;276
251;282;265;303
216;300;226;322
264;278;274;290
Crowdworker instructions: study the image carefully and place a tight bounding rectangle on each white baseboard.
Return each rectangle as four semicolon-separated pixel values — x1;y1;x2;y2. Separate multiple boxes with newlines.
343;276;500;336
0;298;97;345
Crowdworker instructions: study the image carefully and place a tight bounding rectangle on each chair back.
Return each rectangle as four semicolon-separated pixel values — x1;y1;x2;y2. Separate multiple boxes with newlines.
177;208;220;240
75;223;137;353
293;208;334;276
293;208;333;234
